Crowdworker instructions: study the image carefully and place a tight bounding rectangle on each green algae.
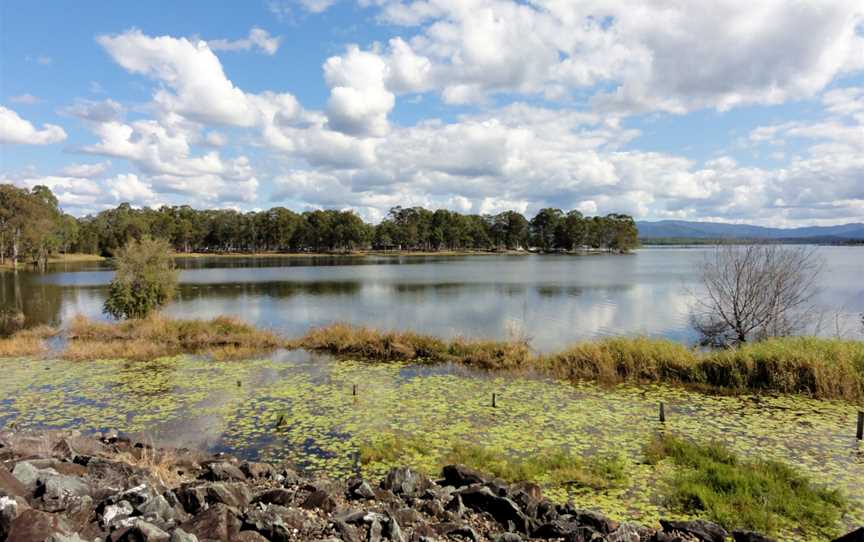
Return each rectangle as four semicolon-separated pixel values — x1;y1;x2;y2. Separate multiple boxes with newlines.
1;352;861;540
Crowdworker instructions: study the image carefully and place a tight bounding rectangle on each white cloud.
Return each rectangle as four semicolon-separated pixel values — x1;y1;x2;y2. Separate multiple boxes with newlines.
60;99;124;122
60;161;111;178
0;106;67;144
8;94;41;105
106;173;157;204
208;27;281;55
324;45;395;136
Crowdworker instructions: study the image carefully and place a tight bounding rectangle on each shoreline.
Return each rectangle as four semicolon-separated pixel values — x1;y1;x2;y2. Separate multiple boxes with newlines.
1;316;862;402
0;429;852;541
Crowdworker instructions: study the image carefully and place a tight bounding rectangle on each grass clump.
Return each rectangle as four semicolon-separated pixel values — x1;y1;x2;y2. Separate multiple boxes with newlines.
447;442;627;490
646;434;846;538
301;324;864;401
0;325;56;358
63;314;284;360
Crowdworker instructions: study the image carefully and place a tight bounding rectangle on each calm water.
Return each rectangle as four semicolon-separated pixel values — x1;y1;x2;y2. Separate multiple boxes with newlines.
2;247;862;349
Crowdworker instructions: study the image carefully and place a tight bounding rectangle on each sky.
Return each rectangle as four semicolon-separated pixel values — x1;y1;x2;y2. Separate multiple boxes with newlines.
0;0;863;226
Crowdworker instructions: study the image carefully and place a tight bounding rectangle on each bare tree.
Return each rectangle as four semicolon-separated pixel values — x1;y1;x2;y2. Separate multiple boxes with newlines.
691;244;823;346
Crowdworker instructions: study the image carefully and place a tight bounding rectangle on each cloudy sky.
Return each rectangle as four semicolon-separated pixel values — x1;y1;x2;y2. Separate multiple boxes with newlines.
1;1;863;225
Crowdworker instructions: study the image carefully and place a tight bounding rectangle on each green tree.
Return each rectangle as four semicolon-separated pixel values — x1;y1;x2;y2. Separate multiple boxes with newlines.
103;237;178;319
530;208;564;251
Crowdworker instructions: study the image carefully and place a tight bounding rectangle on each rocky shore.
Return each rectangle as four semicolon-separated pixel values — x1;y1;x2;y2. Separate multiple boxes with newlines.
0;431;860;542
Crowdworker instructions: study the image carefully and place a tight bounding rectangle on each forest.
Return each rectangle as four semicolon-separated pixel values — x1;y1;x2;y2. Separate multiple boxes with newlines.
0;183;638;267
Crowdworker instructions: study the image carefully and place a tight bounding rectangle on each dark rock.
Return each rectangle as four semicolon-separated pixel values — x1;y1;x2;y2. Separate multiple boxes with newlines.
234;532;271;542
457;485;531;534
301;488;337;512
660;519;729;542
243;504;293;542
441;464;486;488
200;461;247;482
445;493;466;518
494;534;523;542
382;467;431;498
176;481;251;513
833;528;864;542
385;512;405;542
347;477;376;500
35;472;91;512
334;518;362;542
369;518;383;542
533;519;581;539
435;522;480;541
1;495;21;541
570;509;619;535
421;498;445;518
732;531;776;542
181;503;242;541
392;507;424;527
114;520;171;542
252;487;294;506
240;461;276;479
608;522;646;542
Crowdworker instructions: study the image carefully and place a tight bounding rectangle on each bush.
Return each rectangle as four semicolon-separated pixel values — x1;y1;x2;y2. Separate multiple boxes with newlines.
103;237;178;320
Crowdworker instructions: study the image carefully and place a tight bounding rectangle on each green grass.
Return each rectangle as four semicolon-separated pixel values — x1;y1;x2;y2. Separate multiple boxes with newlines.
358;434;627;491
645;434;847;537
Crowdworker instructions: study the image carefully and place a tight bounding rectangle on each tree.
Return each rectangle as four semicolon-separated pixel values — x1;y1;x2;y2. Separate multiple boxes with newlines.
691;244;822;346
103;237;179;319
530;208;564;251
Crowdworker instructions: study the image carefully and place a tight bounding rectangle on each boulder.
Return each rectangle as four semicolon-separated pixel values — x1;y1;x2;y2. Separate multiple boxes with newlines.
200;461;247;482
234;532;271;542
138;494;189;524
176;481;251;514
36;472;92;512
5;507;73;542
0;464;29;500
240;461;276;480
660;519;729;542
181;503;243;541
301;489;337;512
251;488;294;507
457;485;531;534
169;529;199;542
12;460;54;492
1;495;21;540
333;518;361;542
112;520;171;542
494;534;523;542
347;478;376;500
46;534;88;542
242;505;293;542
101;500;135;528
441;464;486;488
382;467;431;498
833;528;864;542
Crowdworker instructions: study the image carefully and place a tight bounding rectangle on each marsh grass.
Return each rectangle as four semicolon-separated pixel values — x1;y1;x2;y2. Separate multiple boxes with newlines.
301;324;864;401
646;434;846;537
63;314;283;360
0;325;56;357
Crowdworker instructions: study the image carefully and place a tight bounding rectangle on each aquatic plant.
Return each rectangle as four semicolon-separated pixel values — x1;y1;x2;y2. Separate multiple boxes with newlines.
645;433;847;538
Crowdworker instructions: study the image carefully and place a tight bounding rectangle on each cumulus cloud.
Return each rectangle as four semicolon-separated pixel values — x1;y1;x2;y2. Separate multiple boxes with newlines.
207;27;281;55
106;173;157;204
60;161;111;178
0;106;67;144
324;45;395;136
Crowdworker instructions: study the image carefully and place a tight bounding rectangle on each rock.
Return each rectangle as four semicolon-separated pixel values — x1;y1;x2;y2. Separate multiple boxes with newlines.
139;494;188;524
12;460;54;492
46;534;88;542
609;522;652;542
169;529;200;542
347;478;376;500
176;481;251;514
108;484;153;507
569;509;618;535
334;519;362;542
660;519;729;542
457;485;531;534
732;531;776;542
385;512;405;542
101;500;135;527
243;505;293;542
115;520;171;542
240;461;276;479
1;495;21;540
533;520;582;539
0;464;29;500
833;528;864;542
251;488;294;506
368;518;383;542
301;488;337;512
381;467;431;498
201;461;247;482
36;472;92;512
181;503;242;541
441;464;486;488
234;532;271;542
5;507;73;542
494;534;523;542
436;522;480;541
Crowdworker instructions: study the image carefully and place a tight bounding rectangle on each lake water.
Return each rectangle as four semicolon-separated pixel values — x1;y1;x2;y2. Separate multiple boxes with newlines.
2;246;862;349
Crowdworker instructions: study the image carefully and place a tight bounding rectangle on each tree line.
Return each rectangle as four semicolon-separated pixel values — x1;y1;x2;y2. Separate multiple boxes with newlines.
0;184;639;266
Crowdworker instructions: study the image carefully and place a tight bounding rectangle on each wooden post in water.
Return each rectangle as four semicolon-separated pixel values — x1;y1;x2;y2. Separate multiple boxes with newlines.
659;402;666;423
857;411;863;440
352;384;357;397
492;393;497;408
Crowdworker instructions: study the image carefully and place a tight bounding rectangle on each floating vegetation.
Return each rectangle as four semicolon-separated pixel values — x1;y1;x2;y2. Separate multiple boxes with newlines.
645;434;847;539
0;352;861;540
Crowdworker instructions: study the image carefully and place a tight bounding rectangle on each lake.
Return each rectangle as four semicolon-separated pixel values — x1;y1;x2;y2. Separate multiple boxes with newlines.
2;246;862;349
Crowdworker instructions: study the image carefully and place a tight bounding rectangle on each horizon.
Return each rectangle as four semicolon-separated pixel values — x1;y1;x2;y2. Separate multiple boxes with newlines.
1;1;863;227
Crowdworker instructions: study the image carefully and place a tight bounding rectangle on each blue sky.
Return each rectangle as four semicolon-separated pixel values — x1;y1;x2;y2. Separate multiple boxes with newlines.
1;0;863;225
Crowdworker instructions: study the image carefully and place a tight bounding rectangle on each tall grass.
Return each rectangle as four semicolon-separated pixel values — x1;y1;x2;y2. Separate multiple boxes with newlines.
0;325;56;357
301;324;864;401
646;434;846;537
63;314;283;360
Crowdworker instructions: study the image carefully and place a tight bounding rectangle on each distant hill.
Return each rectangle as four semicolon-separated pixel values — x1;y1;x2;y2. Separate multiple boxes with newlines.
636;220;864;242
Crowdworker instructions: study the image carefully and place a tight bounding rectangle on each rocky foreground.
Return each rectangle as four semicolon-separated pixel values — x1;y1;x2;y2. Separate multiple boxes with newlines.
0;431;860;542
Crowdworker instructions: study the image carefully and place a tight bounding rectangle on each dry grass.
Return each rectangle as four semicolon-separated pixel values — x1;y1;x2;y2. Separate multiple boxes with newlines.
301;323;864;401
114;442;185;488
0;325;56;357
63;314;284;360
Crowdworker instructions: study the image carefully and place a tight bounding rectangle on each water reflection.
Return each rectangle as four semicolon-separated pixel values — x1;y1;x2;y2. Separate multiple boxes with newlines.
2;247;861;349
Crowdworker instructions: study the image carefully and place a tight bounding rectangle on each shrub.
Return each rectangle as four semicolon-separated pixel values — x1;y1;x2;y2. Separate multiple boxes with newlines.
103;237;178;319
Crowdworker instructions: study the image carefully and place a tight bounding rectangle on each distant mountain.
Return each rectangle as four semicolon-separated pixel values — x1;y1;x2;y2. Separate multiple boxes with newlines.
636;220;864;241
